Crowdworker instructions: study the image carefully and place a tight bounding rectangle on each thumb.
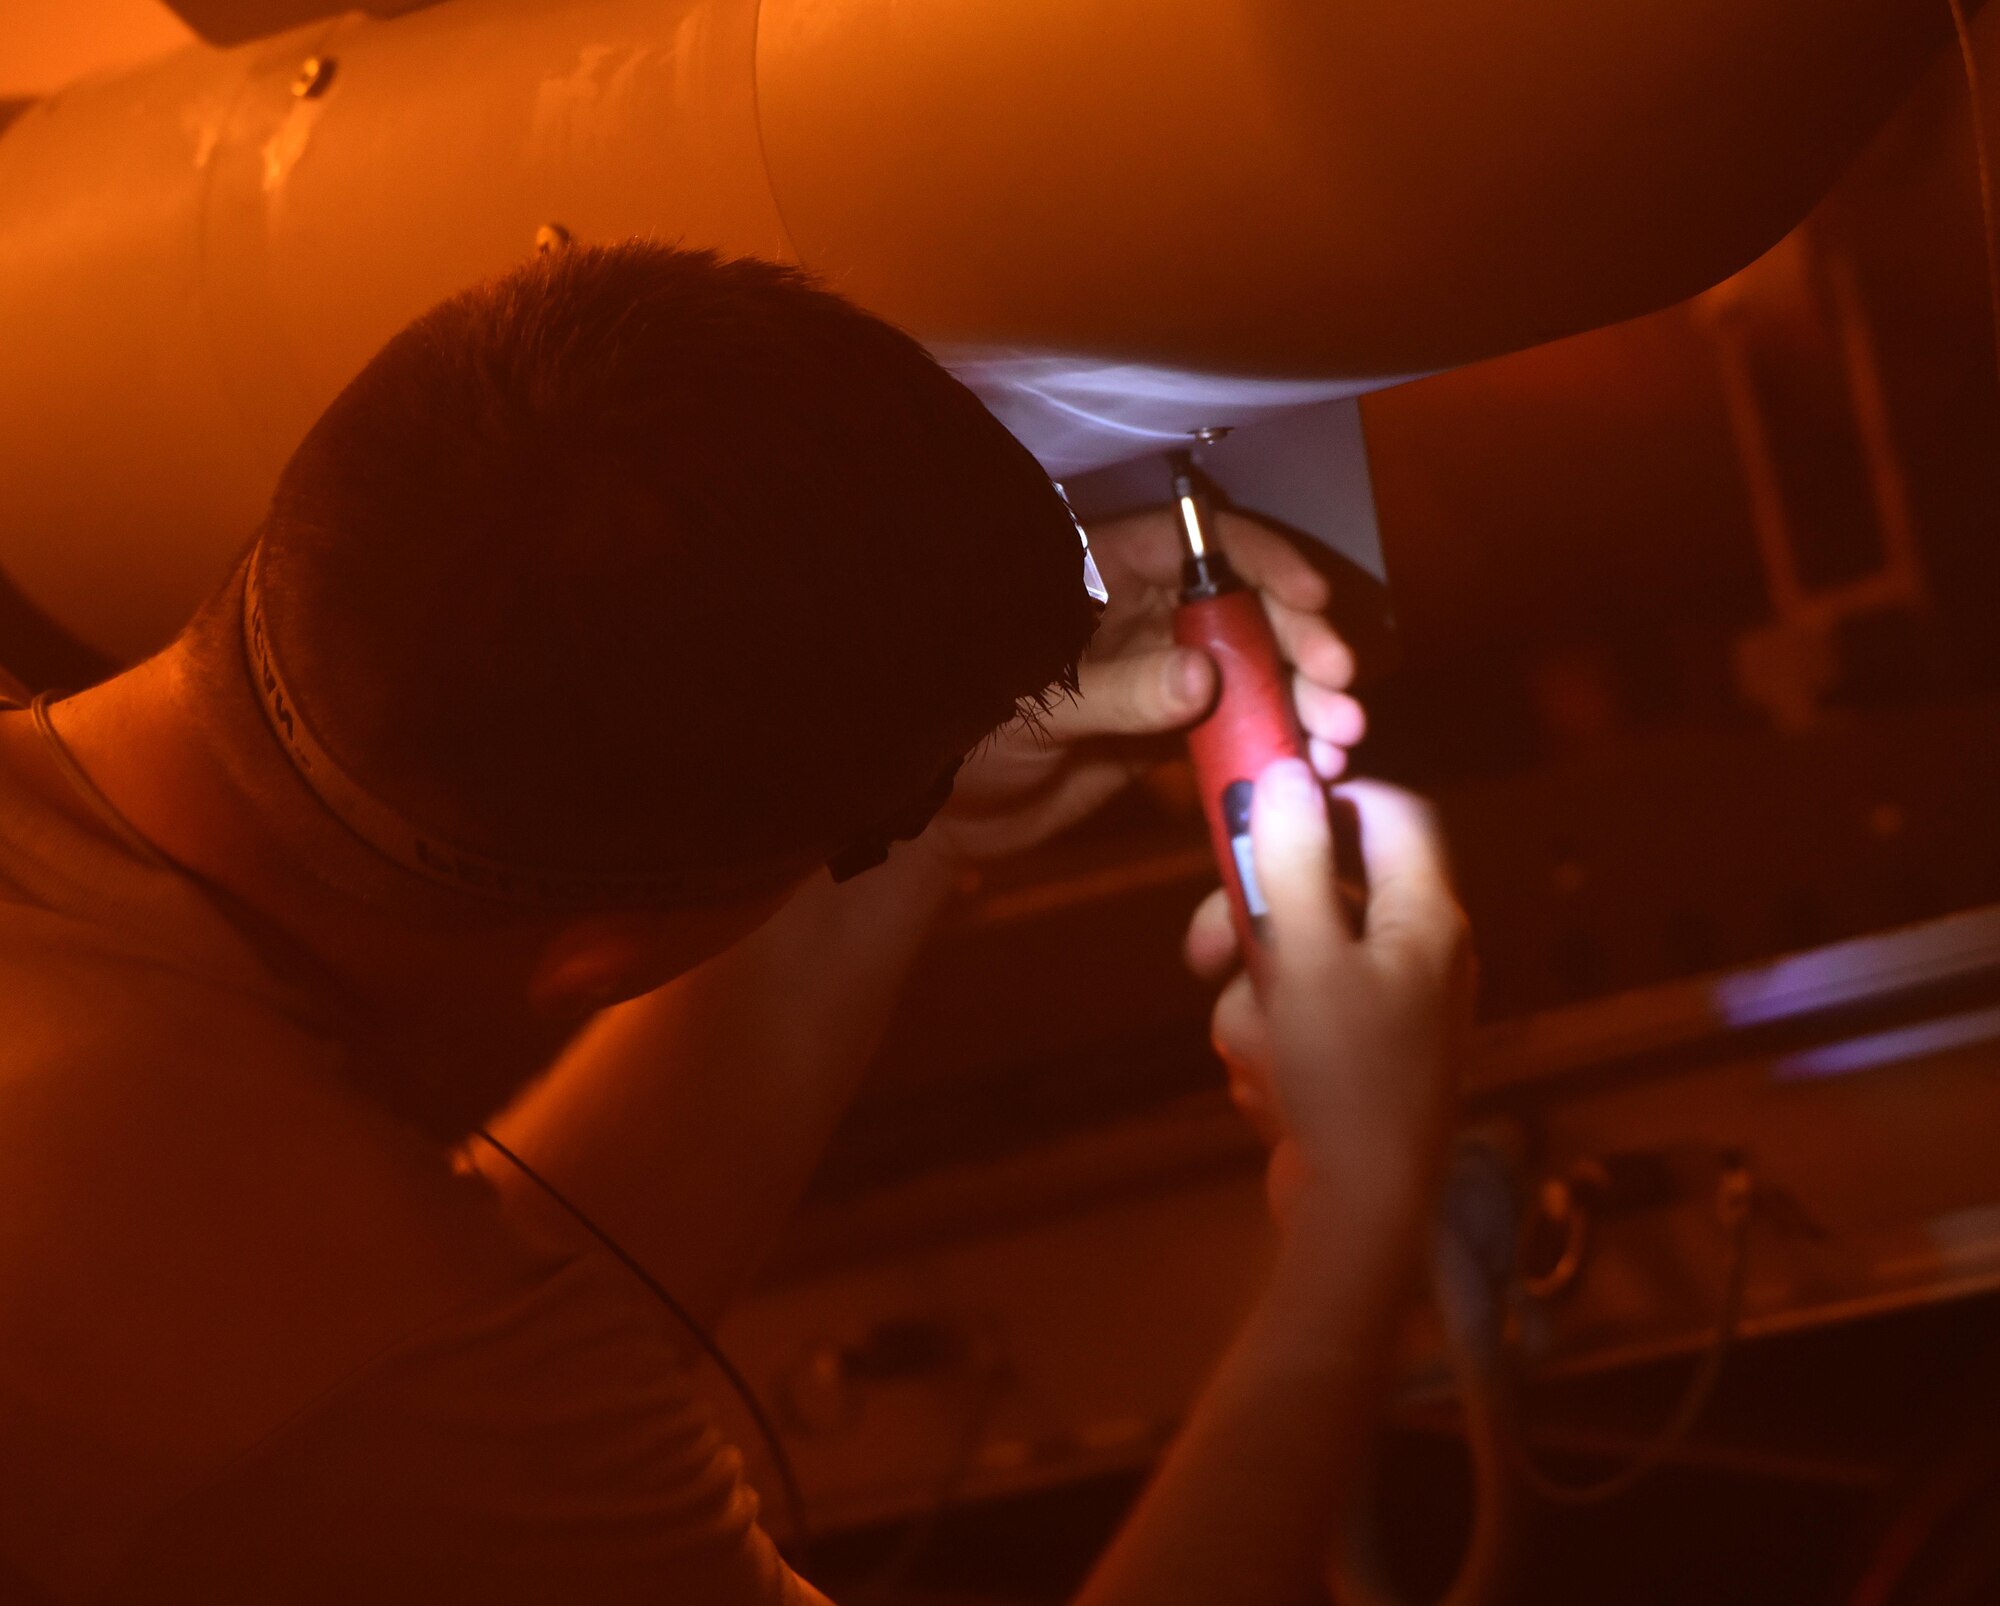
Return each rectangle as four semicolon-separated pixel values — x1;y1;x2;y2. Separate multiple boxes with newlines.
1041;647;1216;742
1250;757;1346;966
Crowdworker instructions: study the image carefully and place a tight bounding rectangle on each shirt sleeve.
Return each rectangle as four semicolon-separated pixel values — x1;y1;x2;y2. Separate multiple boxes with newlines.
92;1254;822;1606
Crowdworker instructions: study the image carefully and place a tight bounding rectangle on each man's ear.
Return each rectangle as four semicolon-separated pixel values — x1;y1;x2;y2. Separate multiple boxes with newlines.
524;911;678;1022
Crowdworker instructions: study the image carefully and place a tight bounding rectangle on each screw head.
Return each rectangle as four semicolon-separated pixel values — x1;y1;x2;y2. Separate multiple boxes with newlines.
290;56;334;99
533;223;572;256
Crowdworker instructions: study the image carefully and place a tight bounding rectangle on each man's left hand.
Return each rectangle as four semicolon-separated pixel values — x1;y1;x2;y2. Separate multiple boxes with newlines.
927;506;1366;866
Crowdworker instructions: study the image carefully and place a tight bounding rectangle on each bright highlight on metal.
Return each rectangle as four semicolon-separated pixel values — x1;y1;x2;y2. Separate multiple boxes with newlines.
1178;493;1207;558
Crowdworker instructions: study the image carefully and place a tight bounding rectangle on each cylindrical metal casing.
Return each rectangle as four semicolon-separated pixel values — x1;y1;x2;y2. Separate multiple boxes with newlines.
0;0;1954;660
0;0;788;660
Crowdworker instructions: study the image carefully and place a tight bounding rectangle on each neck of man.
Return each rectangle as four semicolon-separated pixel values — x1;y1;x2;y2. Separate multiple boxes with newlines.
18;649;568;1141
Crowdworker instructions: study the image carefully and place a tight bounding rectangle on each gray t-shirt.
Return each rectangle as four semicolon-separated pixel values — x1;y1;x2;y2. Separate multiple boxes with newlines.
0;707;816;1604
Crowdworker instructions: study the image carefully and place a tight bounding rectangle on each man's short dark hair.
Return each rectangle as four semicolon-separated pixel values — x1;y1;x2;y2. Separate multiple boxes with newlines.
243;241;1099;892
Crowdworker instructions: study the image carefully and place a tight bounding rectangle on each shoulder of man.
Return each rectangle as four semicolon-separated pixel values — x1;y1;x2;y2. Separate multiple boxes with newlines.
0;915;540;1597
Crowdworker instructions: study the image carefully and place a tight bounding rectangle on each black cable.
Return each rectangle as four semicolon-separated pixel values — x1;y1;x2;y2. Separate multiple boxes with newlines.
472;1128;812;1555
1513;1166;1755;1507
1330;1140;1519;1606
28;690;816;1550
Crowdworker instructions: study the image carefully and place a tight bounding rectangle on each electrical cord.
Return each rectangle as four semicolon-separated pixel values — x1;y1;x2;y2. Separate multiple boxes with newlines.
1329;1149;1756;1606
1329;1142;1518;1606
471;1128;813;1557
1512;1162;1754;1507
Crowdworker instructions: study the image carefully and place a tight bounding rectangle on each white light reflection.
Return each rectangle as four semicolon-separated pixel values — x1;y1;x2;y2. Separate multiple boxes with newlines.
1177;493;1206;558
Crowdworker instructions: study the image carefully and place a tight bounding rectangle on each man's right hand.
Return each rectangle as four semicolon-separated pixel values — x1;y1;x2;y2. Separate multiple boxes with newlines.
1073;763;1472;1606
1184;761;1472;1235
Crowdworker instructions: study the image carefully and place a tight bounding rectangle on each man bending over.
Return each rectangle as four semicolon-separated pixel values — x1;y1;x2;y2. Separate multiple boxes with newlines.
0;242;1469;1604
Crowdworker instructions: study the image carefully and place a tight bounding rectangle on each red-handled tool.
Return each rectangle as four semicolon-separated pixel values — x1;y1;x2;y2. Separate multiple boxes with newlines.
1169;449;1310;968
